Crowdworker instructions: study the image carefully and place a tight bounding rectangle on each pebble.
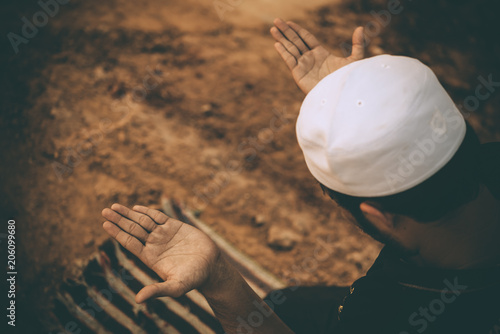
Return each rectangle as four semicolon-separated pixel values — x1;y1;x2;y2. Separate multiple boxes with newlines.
346;252;366;270
201;104;212;115
251;214;266;227
267;226;302;251
292;219;310;235
83;236;95;248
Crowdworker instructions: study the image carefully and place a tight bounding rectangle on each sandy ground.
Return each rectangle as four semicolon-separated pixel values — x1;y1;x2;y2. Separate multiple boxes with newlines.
1;0;499;332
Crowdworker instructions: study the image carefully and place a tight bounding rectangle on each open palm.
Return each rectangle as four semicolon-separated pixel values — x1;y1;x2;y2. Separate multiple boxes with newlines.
102;203;220;303
270;18;365;94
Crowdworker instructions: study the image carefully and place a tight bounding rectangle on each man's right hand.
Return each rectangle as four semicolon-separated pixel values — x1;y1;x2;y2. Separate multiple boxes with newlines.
102;203;221;304
102;203;294;333
271;18;365;94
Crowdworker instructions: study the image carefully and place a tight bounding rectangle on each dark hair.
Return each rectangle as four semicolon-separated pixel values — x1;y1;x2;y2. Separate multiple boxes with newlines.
320;121;482;222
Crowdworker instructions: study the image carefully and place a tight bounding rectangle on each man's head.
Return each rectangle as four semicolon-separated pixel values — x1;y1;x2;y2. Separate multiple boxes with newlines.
296;55;482;256
320;121;482;255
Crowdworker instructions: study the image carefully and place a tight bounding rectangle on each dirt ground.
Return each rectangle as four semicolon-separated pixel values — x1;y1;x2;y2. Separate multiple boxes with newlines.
1;0;499;332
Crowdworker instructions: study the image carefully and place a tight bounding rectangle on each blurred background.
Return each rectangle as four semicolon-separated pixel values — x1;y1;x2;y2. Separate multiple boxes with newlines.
1;0;499;332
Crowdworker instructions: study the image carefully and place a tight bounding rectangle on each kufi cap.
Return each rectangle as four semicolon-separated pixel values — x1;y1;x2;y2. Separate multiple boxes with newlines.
296;55;466;197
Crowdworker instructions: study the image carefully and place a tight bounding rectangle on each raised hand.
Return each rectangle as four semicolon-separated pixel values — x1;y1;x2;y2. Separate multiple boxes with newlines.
102;203;220;304
270;18;365;94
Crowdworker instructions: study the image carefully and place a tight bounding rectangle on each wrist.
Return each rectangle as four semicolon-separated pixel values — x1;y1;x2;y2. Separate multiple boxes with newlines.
199;254;241;299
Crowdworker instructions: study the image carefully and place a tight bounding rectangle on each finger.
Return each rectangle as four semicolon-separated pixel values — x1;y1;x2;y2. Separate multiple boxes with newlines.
286;21;321;49
102;207;149;243
274;42;297;71
270;26;301;58
135;281;186;303
273;18;309;54
103;221;144;257
111;203;157;232
348;26;365;61
132;205;170;225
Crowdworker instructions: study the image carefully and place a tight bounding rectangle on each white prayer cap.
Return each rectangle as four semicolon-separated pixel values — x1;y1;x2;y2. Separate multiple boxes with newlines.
296;55;466;197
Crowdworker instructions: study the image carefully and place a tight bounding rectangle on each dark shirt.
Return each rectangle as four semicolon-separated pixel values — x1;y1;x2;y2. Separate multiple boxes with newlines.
269;247;500;334
335;246;500;334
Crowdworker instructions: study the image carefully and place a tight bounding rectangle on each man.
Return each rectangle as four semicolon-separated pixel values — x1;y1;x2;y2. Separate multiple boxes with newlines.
101;18;500;333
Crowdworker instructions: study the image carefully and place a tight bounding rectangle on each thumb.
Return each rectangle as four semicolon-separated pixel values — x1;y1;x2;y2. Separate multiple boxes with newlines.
349;26;365;61
135;280;186;304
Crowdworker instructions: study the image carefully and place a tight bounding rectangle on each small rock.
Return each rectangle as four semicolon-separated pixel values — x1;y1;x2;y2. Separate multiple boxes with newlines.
346;252;365;270
208;157;222;169
93;66;106;80
83;236;95;248
109;82;127;99
292;219;310;235
201;103;212;115
267;226;302;251
251;214;266;227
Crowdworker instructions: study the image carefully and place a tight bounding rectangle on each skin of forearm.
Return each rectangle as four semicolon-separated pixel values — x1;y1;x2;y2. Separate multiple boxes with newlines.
200;256;294;334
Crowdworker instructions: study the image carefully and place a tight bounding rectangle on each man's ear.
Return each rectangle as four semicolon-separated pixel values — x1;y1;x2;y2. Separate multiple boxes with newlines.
359;202;395;232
